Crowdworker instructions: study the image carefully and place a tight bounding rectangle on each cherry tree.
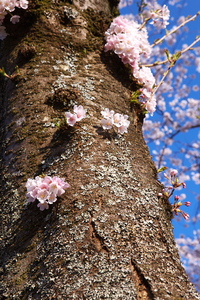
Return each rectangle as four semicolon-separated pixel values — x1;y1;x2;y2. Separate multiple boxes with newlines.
0;0;200;299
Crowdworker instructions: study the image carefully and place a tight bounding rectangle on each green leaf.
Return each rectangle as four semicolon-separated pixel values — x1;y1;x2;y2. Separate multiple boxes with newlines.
164;49;171;61
157;166;168;173
130;90;142;102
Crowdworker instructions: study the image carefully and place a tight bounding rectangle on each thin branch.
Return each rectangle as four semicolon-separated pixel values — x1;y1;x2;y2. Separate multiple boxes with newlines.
151;12;200;48
146;36;200;102
139;17;150;30
143;36;200;68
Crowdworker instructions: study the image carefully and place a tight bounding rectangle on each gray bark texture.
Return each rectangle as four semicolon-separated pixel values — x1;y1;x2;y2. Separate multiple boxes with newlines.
0;0;199;299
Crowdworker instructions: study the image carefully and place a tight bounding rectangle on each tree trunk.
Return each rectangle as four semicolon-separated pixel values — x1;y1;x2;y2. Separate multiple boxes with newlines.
0;1;199;299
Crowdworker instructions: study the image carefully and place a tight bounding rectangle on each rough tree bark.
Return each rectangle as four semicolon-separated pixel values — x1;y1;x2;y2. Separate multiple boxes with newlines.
0;0;199;299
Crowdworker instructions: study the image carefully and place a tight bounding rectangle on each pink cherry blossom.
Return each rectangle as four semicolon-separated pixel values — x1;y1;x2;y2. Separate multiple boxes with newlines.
48;193;58;204
117;115;130;134
65;105;86;126
0;0;29;40
26;192;36;203
101;108;130;134
37;189;50;203
104;16;157;114
112;113;123;127
16;0;29;9
10;15;20;24
65;112;77;126
101;108;115;119
150;5;170;29
37;201;49;211
101;118;113;130
26;175;70;210
48;181;60;194
73;105;87;121
26;178;37;192
118;123;129;134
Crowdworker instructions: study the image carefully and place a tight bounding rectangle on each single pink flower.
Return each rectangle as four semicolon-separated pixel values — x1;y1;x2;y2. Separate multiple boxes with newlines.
17;0;29;9
37;201;49;211
48;193;58;204
26;192;36;203
101;108;115;119
113;113;123;127
10;15;20;24
26;178;37;192
48;181;59;194
37;189;49;203
43;176;53;185
65;112;77;126
101;118;113;130
73;105;86;121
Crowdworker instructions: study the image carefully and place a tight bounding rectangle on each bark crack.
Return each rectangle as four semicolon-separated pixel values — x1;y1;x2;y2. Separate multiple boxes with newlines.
89;220;110;254
130;258;155;300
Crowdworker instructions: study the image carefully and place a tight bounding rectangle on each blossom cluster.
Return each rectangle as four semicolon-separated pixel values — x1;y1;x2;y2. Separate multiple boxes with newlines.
101;108;130;134
158;169;190;220
65;105;86;126
0;0;28;40
143;4;170;29
150;5;170;29
104;15;157;114
26;175;70;211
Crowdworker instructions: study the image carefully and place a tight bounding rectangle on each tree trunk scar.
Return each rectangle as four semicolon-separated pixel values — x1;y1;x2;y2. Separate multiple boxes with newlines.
130;258;154;300
89;219;110;254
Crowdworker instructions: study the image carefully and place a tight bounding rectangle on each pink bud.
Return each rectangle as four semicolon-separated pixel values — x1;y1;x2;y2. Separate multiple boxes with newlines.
184;202;191;207
183;213;190;220
174;195;180;200
170;169;178;176
182;182;186;188
164;173;169;179
158;193;163;197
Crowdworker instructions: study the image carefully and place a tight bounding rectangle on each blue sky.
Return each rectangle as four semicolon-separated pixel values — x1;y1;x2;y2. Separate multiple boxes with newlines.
120;0;200;241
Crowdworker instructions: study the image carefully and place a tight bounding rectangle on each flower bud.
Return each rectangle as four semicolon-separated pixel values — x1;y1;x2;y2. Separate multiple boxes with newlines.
170;169;178;176
182;182;186;188
182;212;190;220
